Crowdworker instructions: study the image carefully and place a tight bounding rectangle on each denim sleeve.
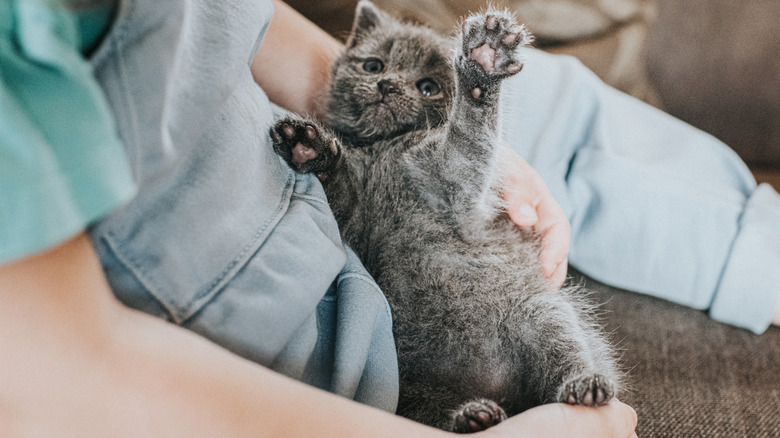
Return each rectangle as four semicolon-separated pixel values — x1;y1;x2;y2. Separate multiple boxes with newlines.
0;0;135;264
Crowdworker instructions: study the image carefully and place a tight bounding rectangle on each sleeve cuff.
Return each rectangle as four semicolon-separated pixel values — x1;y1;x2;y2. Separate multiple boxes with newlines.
709;183;780;334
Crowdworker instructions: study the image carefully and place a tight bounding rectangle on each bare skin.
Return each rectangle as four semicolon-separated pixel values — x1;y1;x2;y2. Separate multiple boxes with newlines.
0;1;638;436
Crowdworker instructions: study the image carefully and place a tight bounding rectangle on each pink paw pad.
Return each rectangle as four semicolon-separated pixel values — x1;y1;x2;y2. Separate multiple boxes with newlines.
271;118;340;174
470;43;496;73
292;143;317;165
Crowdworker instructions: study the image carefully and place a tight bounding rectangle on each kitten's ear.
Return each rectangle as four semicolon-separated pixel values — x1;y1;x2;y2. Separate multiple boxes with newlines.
348;1;385;47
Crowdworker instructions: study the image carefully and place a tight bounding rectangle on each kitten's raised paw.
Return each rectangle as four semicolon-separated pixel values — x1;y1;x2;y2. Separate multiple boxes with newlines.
558;373;616;407
460;11;532;80
451;399;507;434
270;117;341;174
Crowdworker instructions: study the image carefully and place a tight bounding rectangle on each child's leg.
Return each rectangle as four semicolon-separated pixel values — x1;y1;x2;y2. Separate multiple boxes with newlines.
500;49;780;334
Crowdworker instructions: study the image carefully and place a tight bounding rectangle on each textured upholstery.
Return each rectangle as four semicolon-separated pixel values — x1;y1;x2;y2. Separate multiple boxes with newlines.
587;274;780;437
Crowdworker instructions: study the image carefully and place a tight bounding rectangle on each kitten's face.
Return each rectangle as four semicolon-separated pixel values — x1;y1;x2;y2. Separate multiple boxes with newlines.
327;2;454;142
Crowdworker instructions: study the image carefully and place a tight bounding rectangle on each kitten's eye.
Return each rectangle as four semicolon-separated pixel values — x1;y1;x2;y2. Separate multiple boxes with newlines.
415;78;441;97
362;58;385;73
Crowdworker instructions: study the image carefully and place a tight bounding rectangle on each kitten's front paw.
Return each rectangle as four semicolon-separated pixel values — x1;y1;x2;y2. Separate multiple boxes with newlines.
451;399;507;434
270;117;341;175
557;373;616;407
460;11;532;86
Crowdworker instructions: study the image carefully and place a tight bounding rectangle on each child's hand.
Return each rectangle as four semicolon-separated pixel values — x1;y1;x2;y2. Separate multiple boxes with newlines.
480;399;639;438
500;147;570;289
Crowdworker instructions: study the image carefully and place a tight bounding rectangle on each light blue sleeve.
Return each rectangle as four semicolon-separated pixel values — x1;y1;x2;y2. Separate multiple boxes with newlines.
0;0;135;265
499;49;780;334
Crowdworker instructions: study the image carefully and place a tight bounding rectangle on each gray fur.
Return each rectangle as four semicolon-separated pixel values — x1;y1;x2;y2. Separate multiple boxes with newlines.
270;1;622;432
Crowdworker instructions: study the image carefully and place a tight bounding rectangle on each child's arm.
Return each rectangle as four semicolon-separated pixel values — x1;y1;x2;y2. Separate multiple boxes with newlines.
250;0;342;118
0;233;637;436
0;233;444;436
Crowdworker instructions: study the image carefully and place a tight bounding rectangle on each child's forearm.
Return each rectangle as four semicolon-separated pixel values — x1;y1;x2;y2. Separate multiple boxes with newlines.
0;234;450;437
251;0;343;118
0;233;637;437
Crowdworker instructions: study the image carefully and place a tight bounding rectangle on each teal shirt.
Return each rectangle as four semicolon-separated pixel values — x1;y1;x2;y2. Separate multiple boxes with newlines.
0;0;135;264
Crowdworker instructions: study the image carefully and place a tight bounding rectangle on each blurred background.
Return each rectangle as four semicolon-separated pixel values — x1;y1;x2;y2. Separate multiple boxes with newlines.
285;0;780;189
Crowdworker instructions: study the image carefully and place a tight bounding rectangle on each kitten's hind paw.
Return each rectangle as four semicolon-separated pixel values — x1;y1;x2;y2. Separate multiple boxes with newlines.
558;373;616;407
270;117;341;175
460;11;533;81
451;399;507;434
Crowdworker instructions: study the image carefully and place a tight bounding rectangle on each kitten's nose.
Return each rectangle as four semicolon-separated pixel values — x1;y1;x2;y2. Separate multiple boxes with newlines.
377;79;397;97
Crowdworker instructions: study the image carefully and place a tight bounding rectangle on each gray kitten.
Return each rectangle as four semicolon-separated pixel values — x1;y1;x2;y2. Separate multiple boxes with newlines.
270;1;622;433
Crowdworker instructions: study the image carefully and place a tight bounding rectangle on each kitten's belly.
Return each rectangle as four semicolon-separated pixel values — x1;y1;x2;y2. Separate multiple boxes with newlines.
366;220;548;344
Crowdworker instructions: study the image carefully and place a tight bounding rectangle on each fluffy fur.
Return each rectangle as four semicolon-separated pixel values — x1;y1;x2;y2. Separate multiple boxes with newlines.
270;1;622;432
